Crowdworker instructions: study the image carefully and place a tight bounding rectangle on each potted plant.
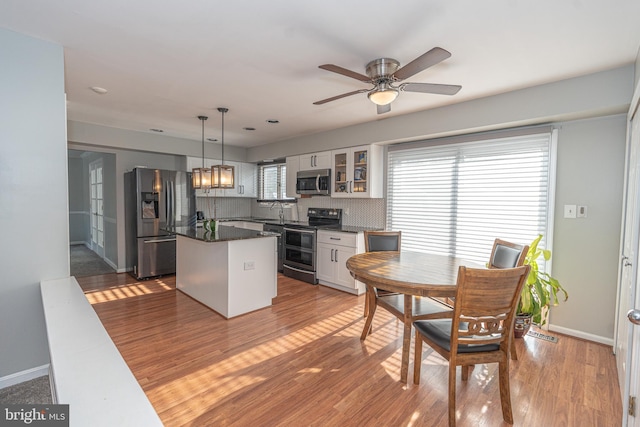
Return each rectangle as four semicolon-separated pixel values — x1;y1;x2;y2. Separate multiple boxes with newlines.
514;234;569;338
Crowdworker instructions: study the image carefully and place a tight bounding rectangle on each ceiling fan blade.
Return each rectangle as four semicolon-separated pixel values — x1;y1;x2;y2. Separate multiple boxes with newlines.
393;47;452;81
400;82;462;96
313;89;369;105
318;64;371;82
377;104;391;114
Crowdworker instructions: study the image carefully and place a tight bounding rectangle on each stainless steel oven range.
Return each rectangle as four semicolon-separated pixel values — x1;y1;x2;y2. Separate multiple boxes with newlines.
283;208;342;284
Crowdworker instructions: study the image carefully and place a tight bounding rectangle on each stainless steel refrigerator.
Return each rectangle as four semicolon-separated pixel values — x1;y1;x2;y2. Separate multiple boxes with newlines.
125;168;196;279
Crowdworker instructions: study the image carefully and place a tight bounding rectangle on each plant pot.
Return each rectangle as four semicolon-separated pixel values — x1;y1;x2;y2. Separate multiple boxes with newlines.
514;313;532;338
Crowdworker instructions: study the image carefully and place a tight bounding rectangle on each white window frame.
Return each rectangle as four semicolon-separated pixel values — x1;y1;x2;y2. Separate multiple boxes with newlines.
258;162;294;202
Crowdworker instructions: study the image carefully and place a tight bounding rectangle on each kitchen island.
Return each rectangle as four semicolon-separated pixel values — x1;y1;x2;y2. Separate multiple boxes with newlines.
169;225;278;318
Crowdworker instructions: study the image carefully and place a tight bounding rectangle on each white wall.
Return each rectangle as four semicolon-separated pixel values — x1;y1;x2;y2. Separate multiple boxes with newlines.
0;29;68;377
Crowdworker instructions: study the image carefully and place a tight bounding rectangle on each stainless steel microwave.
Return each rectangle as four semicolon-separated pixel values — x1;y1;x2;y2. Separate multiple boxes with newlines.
296;169;331;195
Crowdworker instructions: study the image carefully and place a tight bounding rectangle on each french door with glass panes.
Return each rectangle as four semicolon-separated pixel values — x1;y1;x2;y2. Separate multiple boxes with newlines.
89;159;104;257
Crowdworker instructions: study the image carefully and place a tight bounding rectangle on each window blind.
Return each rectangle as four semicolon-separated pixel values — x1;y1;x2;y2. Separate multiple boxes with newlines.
387;131;554;264
258;163;292;201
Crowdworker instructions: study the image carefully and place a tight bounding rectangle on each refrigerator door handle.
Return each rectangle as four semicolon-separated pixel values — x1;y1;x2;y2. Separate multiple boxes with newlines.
144;238;177;244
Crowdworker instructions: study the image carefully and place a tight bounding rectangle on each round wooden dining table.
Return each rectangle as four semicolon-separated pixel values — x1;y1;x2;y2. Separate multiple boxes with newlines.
346;250;478;383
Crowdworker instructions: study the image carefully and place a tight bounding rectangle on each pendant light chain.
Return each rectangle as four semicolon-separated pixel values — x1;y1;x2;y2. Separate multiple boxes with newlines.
199;115;207;168
218;107;228;165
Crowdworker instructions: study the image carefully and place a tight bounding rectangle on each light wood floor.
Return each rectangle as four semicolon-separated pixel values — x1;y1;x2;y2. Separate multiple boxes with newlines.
76;273;622;427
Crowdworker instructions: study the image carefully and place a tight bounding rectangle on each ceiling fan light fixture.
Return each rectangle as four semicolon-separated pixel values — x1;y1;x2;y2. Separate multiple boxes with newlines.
368;87;398;106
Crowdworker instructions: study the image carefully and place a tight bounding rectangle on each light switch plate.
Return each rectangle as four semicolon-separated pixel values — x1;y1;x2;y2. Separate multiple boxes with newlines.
564;204;577;219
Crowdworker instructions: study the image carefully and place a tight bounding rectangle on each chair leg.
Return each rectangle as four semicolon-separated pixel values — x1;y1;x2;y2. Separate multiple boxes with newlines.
461;365;470;381
498;358;514;424
448;362;457;427
413;331;423;385
510;337;518;361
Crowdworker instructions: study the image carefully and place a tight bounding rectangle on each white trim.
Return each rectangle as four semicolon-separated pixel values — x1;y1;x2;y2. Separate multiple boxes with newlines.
0;364;50;390
70;241;86;245
548;324;614;347
103;256;118;271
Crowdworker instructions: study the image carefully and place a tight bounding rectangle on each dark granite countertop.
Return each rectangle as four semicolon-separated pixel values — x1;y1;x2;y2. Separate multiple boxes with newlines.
167;225;279;243
217;217;383;233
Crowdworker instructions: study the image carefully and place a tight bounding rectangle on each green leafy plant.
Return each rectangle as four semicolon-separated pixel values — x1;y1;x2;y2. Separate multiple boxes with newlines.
518;234;569;325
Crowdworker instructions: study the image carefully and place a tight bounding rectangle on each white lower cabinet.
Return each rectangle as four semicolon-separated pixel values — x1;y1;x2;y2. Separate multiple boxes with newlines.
317;230;364;295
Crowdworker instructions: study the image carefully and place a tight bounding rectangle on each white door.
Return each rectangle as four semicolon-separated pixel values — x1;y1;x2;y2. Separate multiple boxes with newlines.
616;100;640;426
89;159;104;258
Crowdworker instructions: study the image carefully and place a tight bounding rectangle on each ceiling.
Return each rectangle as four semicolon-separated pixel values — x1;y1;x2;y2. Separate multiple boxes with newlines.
2;1;640;149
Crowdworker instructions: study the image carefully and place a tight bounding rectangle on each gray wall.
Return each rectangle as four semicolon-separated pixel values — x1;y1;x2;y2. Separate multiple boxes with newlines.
68;155;87;244
552;115;626;340
0;29;68;377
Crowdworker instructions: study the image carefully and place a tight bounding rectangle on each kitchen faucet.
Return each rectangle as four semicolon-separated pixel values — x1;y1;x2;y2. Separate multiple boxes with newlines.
270;201;285;224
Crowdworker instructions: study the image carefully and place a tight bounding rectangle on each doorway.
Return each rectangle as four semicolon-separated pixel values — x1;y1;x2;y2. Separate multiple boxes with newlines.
615;95;640;426
68;149;117;276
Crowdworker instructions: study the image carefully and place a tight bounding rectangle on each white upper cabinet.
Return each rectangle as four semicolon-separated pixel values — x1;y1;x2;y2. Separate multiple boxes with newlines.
331;145;383;198
299;151;331;170
285;156;300;199
223;161;257;198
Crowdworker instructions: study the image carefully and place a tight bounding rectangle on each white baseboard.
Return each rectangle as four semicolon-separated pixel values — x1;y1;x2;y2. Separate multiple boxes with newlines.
70;241;85;246
104;257;118;270
548;324;614;347
0;364;50;390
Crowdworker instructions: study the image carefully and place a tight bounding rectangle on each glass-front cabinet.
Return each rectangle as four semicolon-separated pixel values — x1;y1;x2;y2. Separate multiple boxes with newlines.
331;144;383;198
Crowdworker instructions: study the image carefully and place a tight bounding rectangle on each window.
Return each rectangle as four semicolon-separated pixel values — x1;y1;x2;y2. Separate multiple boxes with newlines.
258;162;293;201
387;128;555;264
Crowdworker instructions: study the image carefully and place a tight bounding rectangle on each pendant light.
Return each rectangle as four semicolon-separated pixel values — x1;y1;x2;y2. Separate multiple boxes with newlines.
212;107;235;189
192;115;212;192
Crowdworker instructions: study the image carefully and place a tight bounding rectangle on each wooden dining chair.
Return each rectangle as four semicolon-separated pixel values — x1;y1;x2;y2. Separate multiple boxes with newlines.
426;238;529;361
362;231;402;318
361;230;455;338
413;265;530;427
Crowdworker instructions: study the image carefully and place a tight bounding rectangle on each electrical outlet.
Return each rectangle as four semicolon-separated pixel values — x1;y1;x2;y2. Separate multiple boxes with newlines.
577;205;588;218
564;205;577;219
244;261;255;270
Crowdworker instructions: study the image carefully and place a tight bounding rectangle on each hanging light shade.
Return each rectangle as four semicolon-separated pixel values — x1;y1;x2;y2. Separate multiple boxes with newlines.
212;107;235;189
192;115;212;191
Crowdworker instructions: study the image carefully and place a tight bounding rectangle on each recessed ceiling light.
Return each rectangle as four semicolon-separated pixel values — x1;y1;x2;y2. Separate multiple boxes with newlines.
207;138;218;142
90;86;108;94
266;119;279;124
150;128;164;133
243;127;256;131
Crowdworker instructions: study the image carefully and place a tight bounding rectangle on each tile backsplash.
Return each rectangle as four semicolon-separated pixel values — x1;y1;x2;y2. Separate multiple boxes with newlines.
196;196;386;229
252;197;386;228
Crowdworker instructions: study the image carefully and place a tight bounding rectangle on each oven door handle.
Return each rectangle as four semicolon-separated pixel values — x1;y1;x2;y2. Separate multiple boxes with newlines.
284;264;314;274
284;227;316;235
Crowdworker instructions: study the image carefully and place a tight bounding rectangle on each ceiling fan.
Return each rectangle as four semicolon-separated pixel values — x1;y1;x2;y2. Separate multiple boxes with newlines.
313;47;461;114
